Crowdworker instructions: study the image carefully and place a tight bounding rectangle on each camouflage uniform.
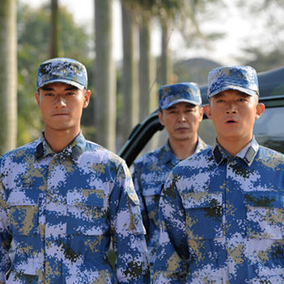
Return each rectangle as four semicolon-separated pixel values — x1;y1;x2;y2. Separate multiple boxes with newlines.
153;138;284;283
0;133;149;284
132;138;208;273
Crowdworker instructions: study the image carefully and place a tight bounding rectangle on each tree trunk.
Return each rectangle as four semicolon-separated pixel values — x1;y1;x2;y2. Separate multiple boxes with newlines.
0;0;17;155
139;19;156;121
94;0;116;151
50;0;59;58
160;23;173;85
121;2;139;141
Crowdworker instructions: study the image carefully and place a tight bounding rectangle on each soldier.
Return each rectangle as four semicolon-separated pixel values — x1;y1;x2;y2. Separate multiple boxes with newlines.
132;82;208;277
0;58;149;284
153;66;284;283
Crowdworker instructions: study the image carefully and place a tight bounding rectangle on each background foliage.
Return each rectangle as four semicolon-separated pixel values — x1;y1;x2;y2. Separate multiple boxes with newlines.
13;0;284;150
17;1;94;145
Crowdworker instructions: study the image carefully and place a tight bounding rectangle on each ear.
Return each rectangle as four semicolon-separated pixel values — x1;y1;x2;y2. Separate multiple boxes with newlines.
83;90;91;108
35;92;40;108
158;110;165;126
203;104;212;120
255;103;265;119
199;107;204;122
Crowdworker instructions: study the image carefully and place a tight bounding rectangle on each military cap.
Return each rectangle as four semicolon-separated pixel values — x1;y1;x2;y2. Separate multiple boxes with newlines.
159;82;202;110
37;57;88;89
207;66;259;98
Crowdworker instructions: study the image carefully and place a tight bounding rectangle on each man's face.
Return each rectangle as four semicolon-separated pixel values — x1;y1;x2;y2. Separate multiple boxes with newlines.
35;82;90;135
158;102;203;142
204;90;265;144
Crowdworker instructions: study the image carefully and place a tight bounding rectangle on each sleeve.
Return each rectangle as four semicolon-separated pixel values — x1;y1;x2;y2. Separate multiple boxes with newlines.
0;162;12;283
153;172;189;284
110;161;150;284
132;163;149;235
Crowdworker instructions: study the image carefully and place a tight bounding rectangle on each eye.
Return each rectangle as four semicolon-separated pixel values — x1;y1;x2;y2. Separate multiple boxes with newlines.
44;92;54;97
66;91;76;96
216;98;224;103
238;97;247;102
166;109;176;114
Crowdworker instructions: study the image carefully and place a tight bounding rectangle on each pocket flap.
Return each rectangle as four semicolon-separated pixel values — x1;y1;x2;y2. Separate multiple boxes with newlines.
184;192;223;209
245;191;284;208
67;189;104;207
142;185;163;197
7;189;39;206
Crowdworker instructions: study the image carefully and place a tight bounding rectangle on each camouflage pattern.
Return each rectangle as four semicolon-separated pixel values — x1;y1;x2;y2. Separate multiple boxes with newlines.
0;133;149;284
208;66;259;98
153;138;284;283
159;83;201;110
37;58;88;90
132;138;208;276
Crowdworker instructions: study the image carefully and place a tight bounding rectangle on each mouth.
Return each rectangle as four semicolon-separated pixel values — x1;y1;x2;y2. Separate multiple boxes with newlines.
52;113;69;117
175;127;189;132
225;119;237;124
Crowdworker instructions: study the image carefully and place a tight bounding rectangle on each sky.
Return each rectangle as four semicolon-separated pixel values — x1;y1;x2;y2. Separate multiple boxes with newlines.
19;0;270;66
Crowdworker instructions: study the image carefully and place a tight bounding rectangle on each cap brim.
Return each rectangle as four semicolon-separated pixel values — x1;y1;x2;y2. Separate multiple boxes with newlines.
208;85;258;98
38;79;85;90
162;98;201;110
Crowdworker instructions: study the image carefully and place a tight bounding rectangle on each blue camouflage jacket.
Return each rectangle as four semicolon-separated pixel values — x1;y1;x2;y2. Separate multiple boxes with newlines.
153;138;284;283
132;138;208;271
0;133;149;284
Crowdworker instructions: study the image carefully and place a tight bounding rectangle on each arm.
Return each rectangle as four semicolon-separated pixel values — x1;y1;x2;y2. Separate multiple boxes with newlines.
110;161;150;284
132;163;149;235
153;173;189;284
0;167;12;283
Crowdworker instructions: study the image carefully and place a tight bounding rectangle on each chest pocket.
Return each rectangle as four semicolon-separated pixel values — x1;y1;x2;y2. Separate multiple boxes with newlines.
7;189;40;236
245;191;284;239
142;185;163;205
141;185;163;228
183;192;223;240
67;189;108;236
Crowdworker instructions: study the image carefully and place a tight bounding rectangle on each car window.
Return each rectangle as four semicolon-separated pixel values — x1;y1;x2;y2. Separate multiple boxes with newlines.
198;106;284;154
254;106;284;153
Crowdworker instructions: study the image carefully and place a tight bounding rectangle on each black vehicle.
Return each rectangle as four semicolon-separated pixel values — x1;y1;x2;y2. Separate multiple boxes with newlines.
118;66;284;166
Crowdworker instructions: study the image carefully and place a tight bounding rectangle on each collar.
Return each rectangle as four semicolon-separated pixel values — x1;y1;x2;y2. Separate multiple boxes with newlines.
160;137;207;165
212;137;259;166
35;132;86;161
159;142;178;165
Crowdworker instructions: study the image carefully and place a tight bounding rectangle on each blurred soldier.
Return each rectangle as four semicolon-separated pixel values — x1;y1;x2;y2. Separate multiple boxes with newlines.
132;82;207;277
0;58;149;284
153;66;284;283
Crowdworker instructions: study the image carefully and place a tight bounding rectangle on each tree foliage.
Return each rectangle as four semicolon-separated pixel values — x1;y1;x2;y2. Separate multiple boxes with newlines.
17;1;93;145
234;0;284;71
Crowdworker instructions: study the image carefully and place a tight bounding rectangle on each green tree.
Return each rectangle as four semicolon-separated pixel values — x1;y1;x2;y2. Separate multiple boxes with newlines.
236;0;284;71
0;0;17;155
17;2;92;146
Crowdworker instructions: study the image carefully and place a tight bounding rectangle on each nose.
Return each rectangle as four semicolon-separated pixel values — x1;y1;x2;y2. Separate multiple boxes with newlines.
226;102;237;114
54;95;66;108
177;112;187;122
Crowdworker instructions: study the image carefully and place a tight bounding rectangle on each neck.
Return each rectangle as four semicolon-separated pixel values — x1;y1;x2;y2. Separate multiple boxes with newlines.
44;128;80;153
169;136;198;161
217;135;253;156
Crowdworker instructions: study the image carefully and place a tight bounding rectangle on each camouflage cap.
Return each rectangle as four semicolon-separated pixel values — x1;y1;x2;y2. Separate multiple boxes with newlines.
37;58;88;89
159;82;202;110
207;66;259;98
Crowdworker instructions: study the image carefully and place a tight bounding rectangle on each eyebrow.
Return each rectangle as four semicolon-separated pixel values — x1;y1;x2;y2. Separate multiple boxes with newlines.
41;85;78;91
166;103;196;110
214;91;250;99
